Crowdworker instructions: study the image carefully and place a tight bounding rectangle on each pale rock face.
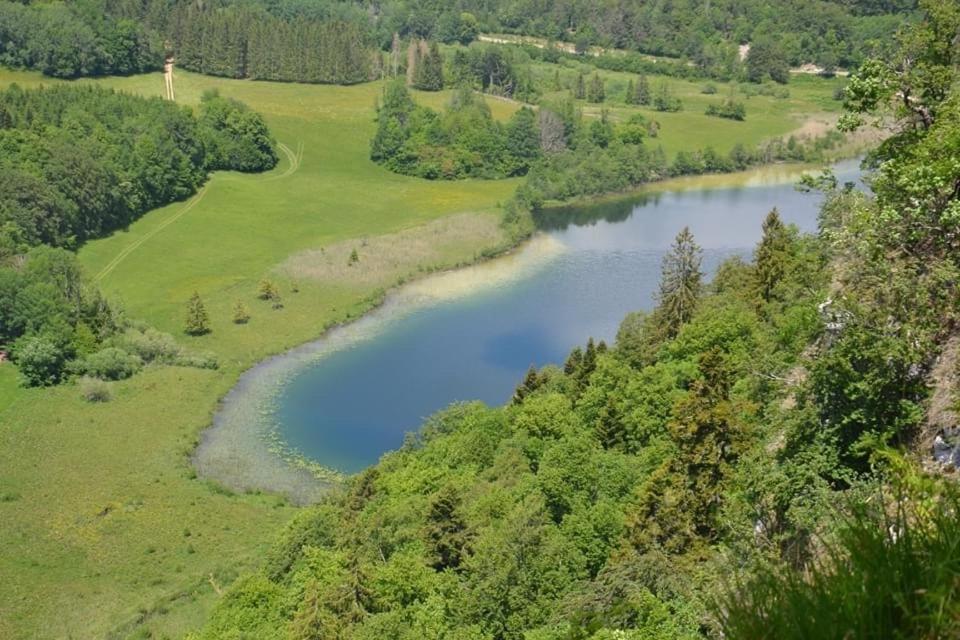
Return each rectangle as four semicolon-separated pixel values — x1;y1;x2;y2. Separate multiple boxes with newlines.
933;428;960;469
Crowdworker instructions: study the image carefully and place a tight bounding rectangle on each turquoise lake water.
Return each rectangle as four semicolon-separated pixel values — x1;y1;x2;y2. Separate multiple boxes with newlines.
276;162;862;473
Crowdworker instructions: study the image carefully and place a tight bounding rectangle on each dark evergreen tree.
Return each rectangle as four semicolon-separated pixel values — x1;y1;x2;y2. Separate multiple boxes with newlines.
512;365;542;404
426;486;470;571
413;42;444;91
754;208;790;303
587;73;605;103
595;394;625;449
574;72;586;99
564;346;584;375
668;348;738;539
634;74;651;105
657;227;703;337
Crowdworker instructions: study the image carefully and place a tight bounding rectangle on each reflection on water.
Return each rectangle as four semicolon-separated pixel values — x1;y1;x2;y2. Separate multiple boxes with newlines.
272;160;862;474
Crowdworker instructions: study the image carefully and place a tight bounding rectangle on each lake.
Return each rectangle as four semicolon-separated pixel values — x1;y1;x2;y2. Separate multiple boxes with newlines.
273;160;862;474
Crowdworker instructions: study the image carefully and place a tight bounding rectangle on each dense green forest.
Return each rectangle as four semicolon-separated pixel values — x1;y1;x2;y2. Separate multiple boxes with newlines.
0;0;913;84
191;2;960;638
0;83;275;386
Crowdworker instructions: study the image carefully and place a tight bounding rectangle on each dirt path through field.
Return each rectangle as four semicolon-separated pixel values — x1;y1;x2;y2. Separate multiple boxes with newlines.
163;58;175;101
95;186;208;282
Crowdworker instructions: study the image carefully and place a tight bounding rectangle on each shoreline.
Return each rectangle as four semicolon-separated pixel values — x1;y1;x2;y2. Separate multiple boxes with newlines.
193;159;855;505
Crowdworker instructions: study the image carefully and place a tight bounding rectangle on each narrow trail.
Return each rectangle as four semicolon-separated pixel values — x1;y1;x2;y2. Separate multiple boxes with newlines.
265;141;303;181
95;186;208;282
163;58;175;101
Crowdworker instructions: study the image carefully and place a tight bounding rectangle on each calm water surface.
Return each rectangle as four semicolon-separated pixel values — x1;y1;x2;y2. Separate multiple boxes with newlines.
278;162;862;473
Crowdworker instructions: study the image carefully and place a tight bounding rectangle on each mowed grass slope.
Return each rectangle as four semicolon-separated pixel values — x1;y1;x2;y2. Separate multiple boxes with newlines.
0;65;839;639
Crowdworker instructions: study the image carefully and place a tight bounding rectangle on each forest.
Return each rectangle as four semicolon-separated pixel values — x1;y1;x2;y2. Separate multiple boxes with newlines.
189;2;960;638
0;0;914;84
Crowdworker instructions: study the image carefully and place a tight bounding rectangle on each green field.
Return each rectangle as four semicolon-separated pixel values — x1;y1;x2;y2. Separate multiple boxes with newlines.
0;64;843;639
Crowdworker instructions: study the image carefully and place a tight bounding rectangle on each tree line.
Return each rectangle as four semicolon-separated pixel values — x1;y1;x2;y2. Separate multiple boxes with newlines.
2;0;912;85
0;1;162;78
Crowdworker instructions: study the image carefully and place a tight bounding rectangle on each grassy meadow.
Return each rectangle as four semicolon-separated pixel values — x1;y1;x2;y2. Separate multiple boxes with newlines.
0;62;843;639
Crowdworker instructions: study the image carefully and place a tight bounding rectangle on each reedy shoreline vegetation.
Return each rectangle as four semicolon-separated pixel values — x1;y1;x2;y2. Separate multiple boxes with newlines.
0;1;952;638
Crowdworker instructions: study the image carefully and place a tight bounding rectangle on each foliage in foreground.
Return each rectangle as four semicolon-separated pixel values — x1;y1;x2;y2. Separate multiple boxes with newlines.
722;482;960;639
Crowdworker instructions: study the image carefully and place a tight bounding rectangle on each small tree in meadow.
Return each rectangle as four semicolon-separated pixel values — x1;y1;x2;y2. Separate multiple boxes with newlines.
185;292;210;336
587;73;605;103
634;74;651;105
257;279;278;300
232;300;250;324
574;72;586;99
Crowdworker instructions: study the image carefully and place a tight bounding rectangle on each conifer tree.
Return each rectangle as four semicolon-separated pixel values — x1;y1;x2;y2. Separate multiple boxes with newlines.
512;365;542;404
595;394;625;449
635;74;651;105
185;291;210;335
257;279;277;300
413;42;444;91
754;208;790;303
668;348;736;538
564;346;583;375
574;72;586;99
625;78;635;104
232;300;250;324
426;486;469;570
657;227;703;337
587;73;605;103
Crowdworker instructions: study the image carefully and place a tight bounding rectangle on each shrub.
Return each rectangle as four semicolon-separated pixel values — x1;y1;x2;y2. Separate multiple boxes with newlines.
175;352;219;370
705;99;746;121
118;328;180;363
701;83;718;94
13;335;68;387
81;347;143;380
79;376;111;402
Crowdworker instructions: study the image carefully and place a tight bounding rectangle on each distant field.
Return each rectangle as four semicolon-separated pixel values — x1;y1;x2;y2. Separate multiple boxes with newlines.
0;63;842;639
528;61;846;157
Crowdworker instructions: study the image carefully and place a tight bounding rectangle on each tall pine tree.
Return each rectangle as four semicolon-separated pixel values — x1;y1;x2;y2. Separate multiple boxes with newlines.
657;227;703;337
754;208;790;303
